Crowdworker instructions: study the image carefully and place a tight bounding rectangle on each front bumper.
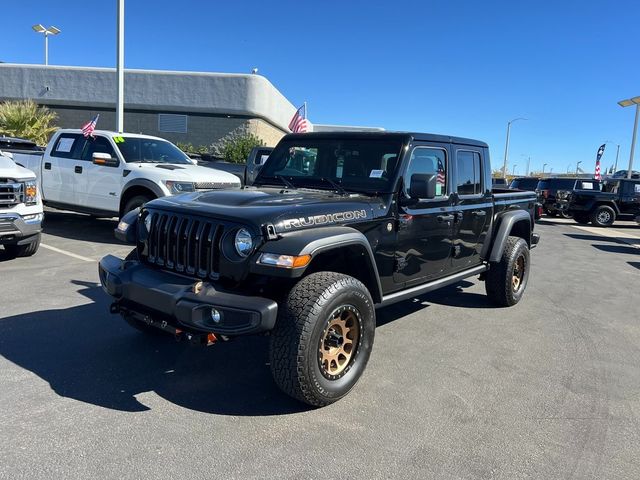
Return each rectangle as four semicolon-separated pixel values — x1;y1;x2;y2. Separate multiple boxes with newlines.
98;254;278;336
0;212;42;244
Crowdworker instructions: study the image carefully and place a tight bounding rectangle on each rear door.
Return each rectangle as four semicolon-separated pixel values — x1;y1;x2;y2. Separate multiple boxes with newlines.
81;135;123;213
619;180;640;214
450;146;491;270
394;143;454;285
44;133;86;205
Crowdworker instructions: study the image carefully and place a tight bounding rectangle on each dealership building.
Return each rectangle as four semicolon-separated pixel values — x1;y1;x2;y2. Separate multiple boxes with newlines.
0;63;305;147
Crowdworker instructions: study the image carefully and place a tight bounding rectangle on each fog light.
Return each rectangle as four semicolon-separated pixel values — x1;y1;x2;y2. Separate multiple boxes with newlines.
210;308;221;323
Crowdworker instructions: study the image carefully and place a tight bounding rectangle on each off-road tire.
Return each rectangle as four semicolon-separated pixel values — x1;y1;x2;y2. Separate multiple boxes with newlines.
485;236;530;307
573;212;590;224
4;233;41;258
590;205;615;227
122;195;152;218
559;209;573;219
270;272;375;407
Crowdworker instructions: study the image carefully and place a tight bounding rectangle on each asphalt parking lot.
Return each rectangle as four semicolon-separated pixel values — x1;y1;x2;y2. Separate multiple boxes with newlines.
1;210;639;480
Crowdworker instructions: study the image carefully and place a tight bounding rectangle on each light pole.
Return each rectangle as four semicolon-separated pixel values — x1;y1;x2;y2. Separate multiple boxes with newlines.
512;164;517;175
502;117;527;178
542;163;548;174
604;140;621;174
567;164;571;173
116;0;125;133
576;161;582;175
32;24;61;65
618;96;640;179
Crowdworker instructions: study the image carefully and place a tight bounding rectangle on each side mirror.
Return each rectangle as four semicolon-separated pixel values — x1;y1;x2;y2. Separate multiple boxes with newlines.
93;152;119;167
409;173;437;200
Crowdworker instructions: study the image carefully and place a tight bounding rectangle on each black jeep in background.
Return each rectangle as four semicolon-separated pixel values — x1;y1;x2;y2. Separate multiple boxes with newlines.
567;178;640;226
538;177;601;217
100;132;539;406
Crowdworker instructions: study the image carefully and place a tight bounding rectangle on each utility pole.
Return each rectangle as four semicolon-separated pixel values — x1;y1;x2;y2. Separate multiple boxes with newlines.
116;0;125;133
502;117;527;179
614;144;620;173
628;103;639;178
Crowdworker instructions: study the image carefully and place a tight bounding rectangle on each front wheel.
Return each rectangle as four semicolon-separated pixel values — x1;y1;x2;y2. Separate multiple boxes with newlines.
269;272;375;407
591;205;616;227
122;195;153;218
485;236;530;307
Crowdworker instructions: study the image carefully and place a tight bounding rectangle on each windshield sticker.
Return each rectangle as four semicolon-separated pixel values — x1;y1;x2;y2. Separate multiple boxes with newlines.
369;169;384;178
281;209;367;230
113;136;125;143
635;184;640;194
56;138;74;152
581;182;593;189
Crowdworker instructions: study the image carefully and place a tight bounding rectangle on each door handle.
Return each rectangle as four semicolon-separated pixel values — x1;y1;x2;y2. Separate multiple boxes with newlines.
44;162;51;170
437;214;455;223
74;166;83;174
472;210;487;217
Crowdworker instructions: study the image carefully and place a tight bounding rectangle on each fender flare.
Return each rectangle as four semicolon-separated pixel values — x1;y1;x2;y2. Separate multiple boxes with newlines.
120;178;165;209
591;200;620;215
250;226;383;302
488;210;532;263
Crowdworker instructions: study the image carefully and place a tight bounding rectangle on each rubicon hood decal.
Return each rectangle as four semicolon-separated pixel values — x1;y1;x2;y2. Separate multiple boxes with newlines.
279;209;368;230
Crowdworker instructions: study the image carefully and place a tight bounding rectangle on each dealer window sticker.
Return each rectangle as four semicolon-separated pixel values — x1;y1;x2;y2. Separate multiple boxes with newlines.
369;169;384;178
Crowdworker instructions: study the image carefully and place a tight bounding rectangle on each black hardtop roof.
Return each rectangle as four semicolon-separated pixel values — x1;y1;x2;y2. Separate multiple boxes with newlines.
0;136;38;147
284;131;488;148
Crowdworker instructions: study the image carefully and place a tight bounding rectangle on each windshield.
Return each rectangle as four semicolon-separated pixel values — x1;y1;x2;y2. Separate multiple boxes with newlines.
255;138;404;193
116;137;192;164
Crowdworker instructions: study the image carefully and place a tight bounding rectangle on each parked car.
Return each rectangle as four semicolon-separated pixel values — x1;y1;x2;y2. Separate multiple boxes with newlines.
0;150;43;257
18;129;241;218
492;177;508;188
509;176;540;191
100;131;540;406
567;178;640;226
538;177;601;218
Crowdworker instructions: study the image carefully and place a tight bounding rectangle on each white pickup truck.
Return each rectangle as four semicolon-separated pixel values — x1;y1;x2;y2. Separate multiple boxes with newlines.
0;149;43;257
19;129;241;218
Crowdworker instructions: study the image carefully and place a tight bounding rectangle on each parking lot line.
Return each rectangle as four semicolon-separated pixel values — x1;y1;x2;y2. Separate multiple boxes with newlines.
40;243;96;262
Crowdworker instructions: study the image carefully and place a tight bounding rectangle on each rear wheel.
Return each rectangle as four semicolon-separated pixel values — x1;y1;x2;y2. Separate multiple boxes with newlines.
270;272;375;407
485;236;530;307
591;205;615;227
4;233;40;258
559;209;573;219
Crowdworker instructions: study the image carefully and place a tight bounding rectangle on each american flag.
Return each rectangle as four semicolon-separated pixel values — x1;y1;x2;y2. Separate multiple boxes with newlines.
595;143;605;180
437;157;446;185
288;104;309;133
81;114;99;137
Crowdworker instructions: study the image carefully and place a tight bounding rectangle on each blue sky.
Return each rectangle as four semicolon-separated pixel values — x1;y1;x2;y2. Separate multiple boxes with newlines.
1;0;639;175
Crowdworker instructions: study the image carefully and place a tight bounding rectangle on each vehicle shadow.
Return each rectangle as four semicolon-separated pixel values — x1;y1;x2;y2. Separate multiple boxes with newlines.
592;243;640;255
0;281;307;416
629;262;640;270
42;210;123;245
564;233;623;243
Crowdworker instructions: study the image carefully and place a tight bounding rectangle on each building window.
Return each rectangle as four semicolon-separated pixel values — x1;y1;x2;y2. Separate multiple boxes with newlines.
158;114;188;133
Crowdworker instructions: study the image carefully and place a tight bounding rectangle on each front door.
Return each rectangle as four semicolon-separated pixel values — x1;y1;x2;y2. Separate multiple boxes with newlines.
450;147;491;270
81;135;123;213
394;144;454;286
44;133;87;205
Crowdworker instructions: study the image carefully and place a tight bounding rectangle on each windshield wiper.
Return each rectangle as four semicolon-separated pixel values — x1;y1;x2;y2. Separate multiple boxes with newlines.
318;177;347;195
273;175;297;189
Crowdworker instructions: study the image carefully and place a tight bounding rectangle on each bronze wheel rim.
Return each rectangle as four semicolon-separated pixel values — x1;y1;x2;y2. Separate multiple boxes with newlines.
512;254;525;292
318;306;361;379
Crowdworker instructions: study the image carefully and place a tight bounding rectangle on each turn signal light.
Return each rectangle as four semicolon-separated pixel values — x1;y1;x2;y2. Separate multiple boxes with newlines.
258;253;312;268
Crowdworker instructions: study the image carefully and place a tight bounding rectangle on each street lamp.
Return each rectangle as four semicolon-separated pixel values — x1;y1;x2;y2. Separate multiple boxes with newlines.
32;24;61;65
542;163;548;174
567;163;571;173
502;117;527;179
576;161;582;175
618;96;640;179
512;164;517;175
603;140;621;174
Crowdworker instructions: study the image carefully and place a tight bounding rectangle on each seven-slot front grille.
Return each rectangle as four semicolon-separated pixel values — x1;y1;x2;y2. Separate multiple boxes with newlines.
144;211;225;280
0;179;24;207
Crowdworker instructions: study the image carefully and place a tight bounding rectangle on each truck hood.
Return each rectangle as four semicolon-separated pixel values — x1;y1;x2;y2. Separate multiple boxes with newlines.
0;155;37;180
147;187;387;233
127;162;240;185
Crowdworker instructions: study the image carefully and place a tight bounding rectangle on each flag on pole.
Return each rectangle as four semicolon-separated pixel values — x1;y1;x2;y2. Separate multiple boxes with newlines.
595;143;605;180
288;104;309;133
81;114;100;137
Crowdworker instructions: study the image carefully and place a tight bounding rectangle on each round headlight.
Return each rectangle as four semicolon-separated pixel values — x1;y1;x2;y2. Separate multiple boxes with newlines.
234;228;253;257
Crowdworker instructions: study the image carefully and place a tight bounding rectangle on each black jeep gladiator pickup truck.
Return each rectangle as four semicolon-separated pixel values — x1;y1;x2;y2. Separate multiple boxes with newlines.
99;132;540;406
566;177;640;226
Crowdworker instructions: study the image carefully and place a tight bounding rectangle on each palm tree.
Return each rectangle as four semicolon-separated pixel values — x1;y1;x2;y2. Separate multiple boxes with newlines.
0;100;58;145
